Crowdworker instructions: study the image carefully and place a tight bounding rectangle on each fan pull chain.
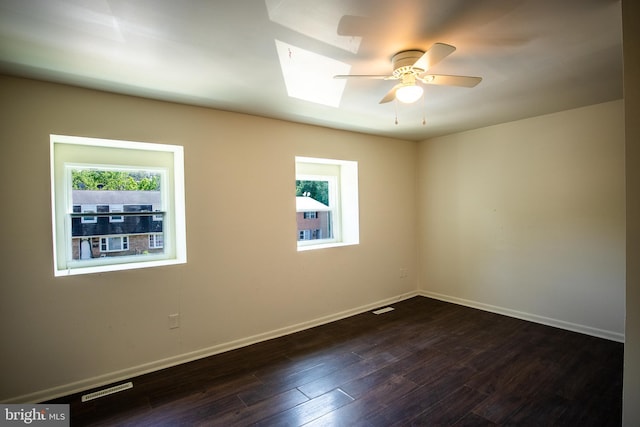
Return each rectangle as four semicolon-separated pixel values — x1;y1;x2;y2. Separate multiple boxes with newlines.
395;99;399;125
393;96;427;126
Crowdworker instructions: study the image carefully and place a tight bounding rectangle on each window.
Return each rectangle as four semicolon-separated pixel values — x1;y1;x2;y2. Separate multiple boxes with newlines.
299;230;310;240
295;156;359;250
149;233;164;249
153;209;163;222
50;134;187;276
109;204;124;223
100;236;129;252
80;204;97;224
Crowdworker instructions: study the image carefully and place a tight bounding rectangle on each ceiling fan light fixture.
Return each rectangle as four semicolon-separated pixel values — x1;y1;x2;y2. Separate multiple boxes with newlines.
396;84;423;103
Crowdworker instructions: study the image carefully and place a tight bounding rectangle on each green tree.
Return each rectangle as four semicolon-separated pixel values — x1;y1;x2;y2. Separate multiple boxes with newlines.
138;174;161;191
72;170;161;191
296;180;329;205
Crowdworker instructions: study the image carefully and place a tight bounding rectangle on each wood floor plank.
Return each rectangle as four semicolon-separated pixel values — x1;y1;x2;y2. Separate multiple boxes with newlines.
377;364;478;424
452;412;498;426
303;374;419;427
338;368;417;401
252;388;354;426
403;385;488;426
201;388;309;426
130;392;245;426
302;397;389;427
253;350;362;387
498;393;570;426
296;350;402;399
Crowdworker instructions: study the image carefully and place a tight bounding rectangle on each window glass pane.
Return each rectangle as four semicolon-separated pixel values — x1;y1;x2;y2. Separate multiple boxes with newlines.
110;237;121;251
70;167;164;260
110;204;124;223
149;233;164;248
296;180;333;241
80;204;97;223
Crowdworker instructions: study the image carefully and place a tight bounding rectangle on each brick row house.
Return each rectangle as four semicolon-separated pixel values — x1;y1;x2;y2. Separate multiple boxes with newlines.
72;190;163;259
295;196;331;241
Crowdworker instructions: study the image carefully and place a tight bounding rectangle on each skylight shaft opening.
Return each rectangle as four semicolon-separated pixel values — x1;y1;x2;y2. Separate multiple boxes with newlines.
275;39;350;107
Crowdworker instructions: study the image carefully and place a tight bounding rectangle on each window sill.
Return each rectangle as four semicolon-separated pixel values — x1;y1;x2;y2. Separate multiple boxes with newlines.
297;241;358;252
55;257;185;277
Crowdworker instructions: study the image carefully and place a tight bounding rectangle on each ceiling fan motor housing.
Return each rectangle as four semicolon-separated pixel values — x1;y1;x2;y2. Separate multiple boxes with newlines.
391;50;425;77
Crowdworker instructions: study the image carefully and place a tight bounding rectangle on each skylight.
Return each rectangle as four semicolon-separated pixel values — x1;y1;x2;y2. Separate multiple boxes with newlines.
274;39;350;107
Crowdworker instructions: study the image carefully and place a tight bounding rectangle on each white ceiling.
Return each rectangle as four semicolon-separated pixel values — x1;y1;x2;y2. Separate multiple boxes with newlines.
0;0;623;141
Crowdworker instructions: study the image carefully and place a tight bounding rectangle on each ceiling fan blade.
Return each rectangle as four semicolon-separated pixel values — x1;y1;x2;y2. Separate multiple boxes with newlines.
413;43;456;71
334;74;394;80
379;84;401;104
419;74;482;87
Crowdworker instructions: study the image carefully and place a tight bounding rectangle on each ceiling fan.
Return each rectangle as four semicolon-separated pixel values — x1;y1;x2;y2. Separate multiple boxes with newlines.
335;43;482;104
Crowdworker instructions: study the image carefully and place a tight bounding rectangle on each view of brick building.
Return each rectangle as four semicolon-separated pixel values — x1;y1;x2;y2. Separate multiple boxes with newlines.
296;196;332;241
72;190;164;259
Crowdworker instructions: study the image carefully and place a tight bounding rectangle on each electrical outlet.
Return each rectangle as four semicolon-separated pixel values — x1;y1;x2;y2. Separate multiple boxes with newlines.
399;268;408;278
168;313;180;329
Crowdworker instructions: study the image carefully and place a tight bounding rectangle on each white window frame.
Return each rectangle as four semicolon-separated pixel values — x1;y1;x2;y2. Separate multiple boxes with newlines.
80;204;97;224
50;134;187;276
149;233;164;249
109;204;124;223
295;156;359;251
100;235;129;252
299;230;311;240
152;204;163;221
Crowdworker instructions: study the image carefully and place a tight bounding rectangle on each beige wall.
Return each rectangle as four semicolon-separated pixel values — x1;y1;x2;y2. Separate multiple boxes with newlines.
0;75;418;402
417;100;626;340
623;0;640;424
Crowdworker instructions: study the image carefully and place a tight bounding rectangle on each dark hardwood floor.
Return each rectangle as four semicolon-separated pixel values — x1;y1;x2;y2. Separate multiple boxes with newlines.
47;297;623;426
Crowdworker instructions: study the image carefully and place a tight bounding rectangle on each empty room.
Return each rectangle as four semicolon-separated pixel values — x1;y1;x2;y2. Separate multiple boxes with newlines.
1;0;638;425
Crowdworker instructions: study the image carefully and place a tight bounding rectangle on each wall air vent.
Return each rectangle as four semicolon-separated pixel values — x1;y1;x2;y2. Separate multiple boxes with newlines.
81;382;133;402
372;307;395;315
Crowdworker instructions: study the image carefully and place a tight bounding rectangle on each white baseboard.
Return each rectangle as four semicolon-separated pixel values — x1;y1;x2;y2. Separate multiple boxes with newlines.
418;290;625;343
6;291;419;404
13;289;619;404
